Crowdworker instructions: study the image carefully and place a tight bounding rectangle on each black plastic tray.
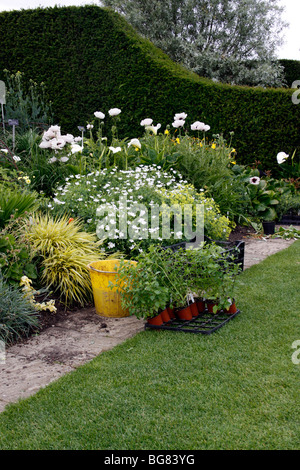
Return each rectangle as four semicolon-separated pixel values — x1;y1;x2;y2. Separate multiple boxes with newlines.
162;236;245;271
145;309;240;335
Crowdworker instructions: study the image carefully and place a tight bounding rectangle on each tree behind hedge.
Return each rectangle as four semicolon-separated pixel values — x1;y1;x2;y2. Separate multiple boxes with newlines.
101;0;287;87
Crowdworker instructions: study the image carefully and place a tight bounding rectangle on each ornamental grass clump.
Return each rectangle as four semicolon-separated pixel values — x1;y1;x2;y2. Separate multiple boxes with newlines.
26;213;119;307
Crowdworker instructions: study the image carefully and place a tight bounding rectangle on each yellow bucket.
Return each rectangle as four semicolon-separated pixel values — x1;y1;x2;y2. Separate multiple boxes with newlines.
87;259;136;318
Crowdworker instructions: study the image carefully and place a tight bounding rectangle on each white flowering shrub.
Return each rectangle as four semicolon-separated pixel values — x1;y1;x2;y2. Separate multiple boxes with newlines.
50;165;232;256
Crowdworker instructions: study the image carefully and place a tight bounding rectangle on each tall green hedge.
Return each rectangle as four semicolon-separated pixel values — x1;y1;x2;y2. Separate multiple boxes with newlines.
0;5;299;174
279;59;300;88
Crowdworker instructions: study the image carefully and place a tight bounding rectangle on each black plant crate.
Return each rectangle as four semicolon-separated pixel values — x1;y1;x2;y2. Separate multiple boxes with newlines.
279;214;300;226
145;308;240;335
162;236;245;271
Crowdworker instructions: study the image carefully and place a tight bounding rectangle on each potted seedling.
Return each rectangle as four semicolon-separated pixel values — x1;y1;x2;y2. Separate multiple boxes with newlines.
111;246;172;324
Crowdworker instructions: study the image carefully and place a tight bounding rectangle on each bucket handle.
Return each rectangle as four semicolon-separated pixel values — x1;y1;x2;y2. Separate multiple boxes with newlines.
87;264;117;274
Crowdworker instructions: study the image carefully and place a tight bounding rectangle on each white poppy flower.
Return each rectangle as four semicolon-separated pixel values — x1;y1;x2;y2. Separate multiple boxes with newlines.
43;129;56;140
172;120;185;128
70;143;83;154
13;155;21;162
191;121;205;131
203;124;210;132
140;118;153;126
60;157;69;163
108;108;121;116
94;111;105;119
61;134;74;143
277;152;289;164
174;112;187;120
49;156;57;163
49;125;60;132
51;138;66;150
39;140;52;149
249;176;260;185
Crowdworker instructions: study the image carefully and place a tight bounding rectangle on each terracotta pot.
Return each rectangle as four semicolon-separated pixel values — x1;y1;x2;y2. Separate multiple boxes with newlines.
190;302;199;317
227;301;238;315
207;302;218;314
167;306;175;318
196;300;206;313
147;313;163;325
161;308;171;323
176;305;193;321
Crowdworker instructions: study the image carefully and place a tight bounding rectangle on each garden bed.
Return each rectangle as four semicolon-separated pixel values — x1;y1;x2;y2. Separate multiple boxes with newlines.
145;308;240;335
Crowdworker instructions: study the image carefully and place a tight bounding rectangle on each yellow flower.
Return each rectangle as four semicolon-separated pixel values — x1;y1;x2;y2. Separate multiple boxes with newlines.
164;129;169;135
230;161;236;165
211;143;216;149
20;276;32;288
176;138;180;144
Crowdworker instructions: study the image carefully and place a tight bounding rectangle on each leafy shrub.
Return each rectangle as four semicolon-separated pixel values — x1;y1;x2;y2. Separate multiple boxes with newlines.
0;186;39;228
0;277;39;344
0;224;38;285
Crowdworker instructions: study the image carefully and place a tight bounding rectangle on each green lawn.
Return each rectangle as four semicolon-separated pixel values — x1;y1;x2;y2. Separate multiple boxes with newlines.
0;241;299;450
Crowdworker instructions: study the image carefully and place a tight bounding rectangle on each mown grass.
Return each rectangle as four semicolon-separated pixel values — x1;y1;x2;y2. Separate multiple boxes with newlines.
0;241;299;450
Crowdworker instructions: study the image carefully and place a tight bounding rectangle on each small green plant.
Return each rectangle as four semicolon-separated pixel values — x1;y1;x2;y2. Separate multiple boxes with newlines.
0;217;38;285
0;186;39;229
2;69;53;130
111;249;171;320
170;244;240;312
273;225;300;240
0;276;39;345
245;174;292;222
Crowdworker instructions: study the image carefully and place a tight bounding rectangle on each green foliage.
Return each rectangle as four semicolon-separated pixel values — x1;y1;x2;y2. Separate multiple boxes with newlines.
0;187;39;228
0;6;298;174
1;69;53;130
103;0;287;87
112;242;240;319
49;164;233;257
278;59;300;88
0;216;38;286
273;225;300;240
111;251;170;319
16;128;81;197
0;277;39;345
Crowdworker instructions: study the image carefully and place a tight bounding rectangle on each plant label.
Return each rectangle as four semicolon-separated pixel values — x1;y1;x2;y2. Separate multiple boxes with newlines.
0;81;5;105
8;119;19;126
